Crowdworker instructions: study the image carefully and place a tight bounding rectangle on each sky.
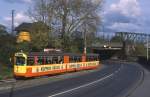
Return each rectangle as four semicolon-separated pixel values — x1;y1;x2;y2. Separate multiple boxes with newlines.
0;0;150;34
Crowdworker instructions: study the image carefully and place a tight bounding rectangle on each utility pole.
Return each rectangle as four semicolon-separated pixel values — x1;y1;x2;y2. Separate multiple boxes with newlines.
12;10;15;35
83;24;87;55
147;33;149;61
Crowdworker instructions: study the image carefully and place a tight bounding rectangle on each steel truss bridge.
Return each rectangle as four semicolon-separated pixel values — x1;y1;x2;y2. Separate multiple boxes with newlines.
115;32;150;43
99;32;150;43
93;32;150;60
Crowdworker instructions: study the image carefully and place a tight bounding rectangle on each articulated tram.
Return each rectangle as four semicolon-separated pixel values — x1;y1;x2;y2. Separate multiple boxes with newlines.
13;52;100;78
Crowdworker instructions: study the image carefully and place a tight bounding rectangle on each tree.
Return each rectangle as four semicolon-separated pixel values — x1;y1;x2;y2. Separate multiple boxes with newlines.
134;44;147;56
111;36;122;42
70;31;84;52
28;0;103;51
16;41;31;52
0;24;16;64
0;24;8;36
114;32;140;59
30;22;50;51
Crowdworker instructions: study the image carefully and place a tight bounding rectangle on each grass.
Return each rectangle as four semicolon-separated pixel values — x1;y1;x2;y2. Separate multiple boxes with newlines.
0;64;13;80
0;75;2;80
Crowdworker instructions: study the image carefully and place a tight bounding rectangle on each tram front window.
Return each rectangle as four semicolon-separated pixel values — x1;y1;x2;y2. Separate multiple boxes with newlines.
15;57;26;66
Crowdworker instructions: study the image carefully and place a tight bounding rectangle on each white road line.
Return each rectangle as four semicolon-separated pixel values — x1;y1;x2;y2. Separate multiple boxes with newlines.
114;65;123;74
0;79;16;83
48;65;123;97
0;86;11;91
48;73;114;97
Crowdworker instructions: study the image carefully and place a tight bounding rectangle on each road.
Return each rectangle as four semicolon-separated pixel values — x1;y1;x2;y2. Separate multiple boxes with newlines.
0;62;143;97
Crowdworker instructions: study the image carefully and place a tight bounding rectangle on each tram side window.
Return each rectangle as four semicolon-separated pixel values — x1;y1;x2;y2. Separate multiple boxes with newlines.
77;56;81;62
87;56;95;61
37;57;44;65
69;56;74;63
94;56;97;61
58;56;63;63
95;56;98;61
52;57;61;64
92;56;96;61
89;56;92;61
27;57;34;66
97;56;99;61
52;57;56;64
96;56;99;61
73;56;81;62
92;56;95;61
46;56;52;64
45;56;63;64
86;57;88;61
74;57;78;62
92;56;98;61
87;56;90;61
69;56;82;62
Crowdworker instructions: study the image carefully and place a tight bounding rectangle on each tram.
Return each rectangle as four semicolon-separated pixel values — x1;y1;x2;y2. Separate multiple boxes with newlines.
13;51;100;78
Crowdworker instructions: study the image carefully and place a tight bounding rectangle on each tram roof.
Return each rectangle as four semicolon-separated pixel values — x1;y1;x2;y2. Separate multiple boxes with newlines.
25;52;99;57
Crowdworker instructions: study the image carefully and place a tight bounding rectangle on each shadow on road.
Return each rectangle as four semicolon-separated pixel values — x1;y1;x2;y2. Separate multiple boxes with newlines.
138;57;150;71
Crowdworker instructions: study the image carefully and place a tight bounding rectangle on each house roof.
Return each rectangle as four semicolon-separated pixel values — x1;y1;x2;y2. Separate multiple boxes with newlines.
15;22;49;33
15;22;32;32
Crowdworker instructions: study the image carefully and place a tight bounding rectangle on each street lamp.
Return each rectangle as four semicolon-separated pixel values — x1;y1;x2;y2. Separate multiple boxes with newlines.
147;33;149;60
83;24;87;55
12;10;15;35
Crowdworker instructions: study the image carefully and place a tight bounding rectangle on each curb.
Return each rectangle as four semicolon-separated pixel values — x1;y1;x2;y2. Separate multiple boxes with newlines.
0;79;16;83
124;67;145;97
107;60;145;97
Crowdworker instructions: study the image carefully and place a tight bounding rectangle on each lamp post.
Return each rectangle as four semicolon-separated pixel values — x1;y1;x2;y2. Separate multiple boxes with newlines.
147;33;149;60
83;24;87;55
12;10;15;35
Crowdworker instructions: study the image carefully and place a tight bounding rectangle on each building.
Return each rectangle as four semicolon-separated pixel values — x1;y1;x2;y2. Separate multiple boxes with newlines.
15;23;32;43
15;22;49;43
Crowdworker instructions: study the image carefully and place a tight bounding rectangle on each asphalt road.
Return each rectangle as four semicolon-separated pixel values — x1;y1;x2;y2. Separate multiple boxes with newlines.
0;62;143;97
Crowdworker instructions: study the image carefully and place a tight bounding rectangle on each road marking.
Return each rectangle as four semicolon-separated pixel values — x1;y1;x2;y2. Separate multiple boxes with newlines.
48;73;114;97
48;65;123;97
0;79;16;83
114;64;123;74
0;86;11;91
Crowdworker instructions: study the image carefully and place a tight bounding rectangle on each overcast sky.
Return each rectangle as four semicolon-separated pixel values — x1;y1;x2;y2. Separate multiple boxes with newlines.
0;0;149;34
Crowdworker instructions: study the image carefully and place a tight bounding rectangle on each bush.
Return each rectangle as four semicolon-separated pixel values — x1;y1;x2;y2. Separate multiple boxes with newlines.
134;44;147;56
0;65;13;79
0;75;2;80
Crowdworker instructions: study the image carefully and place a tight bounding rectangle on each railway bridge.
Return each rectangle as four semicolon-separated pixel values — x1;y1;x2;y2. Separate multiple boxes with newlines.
90;42;122;60
92;32;150;60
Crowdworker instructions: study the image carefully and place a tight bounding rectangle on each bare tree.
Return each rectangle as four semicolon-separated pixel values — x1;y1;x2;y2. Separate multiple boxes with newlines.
28;0;103;50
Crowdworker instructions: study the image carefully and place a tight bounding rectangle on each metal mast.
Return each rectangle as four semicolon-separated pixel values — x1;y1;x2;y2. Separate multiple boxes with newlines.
147;33;149;60
12;10;15;35
83;24;87;55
